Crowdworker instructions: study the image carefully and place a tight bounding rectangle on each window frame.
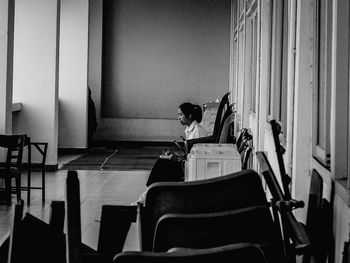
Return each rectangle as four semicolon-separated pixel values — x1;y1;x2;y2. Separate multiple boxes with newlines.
267;0;289;136
312;0;332;169
249;10;258;114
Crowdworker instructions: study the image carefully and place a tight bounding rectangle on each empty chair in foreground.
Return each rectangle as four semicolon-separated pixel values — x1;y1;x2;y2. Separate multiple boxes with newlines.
153;205;284;263
2;201;66;263
113;243;267;263
138;169;268;252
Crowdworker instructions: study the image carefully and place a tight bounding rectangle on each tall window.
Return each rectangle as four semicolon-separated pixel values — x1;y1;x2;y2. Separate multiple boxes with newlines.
312;0;332;169
268;0;289;135
249;10;258;113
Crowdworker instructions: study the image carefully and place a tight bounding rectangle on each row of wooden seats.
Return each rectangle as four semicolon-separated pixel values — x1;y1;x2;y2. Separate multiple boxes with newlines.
1;162;330;263
0;170;271;262
67;157;309;263
68;170;271;263
0;171;277;262
3;155;327;263
183;92;253;170
1;118;326;262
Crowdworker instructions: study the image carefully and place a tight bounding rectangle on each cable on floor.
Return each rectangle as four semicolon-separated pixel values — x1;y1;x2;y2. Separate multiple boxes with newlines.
99;148;118;170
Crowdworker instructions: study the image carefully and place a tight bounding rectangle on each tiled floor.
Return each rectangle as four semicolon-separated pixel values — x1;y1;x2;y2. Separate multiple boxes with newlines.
0;154;150;251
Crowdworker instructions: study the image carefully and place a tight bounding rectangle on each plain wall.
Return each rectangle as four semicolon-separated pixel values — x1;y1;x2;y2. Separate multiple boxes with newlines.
12;0;59;165
58;0;89;148
88;0;102;129
89;0;231;141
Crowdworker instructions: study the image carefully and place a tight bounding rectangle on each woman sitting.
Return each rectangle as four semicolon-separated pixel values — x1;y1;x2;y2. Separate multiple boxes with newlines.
132;102;208;205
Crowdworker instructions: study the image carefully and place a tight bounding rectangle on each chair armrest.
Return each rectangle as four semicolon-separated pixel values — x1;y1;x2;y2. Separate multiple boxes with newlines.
286;212;310;254
184;136;215;154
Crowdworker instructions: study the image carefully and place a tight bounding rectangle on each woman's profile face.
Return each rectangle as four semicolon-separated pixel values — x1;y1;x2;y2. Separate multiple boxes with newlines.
177;108;191;126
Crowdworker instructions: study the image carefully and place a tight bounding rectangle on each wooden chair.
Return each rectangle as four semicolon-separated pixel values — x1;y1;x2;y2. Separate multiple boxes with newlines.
234;128;252;154
138;169;268;252
256;151;310;262
113;243;267;263
240;145;252;170
65;170;270;263
209;91;230;143
302;169;332;263
183;92;231;155
0;134;25;204
24;135;48;204
152;205;284;263
66;170;137;263
217;110;236;143
184;104;234;154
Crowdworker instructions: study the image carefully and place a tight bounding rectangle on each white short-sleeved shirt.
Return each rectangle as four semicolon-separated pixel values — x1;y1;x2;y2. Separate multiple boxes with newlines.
184;120;209;140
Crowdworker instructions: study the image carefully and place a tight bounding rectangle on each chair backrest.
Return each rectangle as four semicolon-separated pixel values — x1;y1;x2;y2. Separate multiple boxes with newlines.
138;169;268;251
240;146;252;170
66;170;137;263
235;128;252;153
215;105;233;143
234;128;246;146
305;170;323;229
183;93;231;155
113;243;267;263
218;110;235;143
66;170;83;263
0;134;25;171
97;205;137;256
302;169;332;263
6;201;66;263
153;205;284;263
211;92;230;142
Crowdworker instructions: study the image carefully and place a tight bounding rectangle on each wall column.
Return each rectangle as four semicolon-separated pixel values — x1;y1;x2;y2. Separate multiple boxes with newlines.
292;0;314;219
12;0;60;166
0;0;14;134
58;0;89;148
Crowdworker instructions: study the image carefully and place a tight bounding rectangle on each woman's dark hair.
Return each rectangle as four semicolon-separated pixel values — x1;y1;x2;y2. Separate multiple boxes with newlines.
179;102;203;123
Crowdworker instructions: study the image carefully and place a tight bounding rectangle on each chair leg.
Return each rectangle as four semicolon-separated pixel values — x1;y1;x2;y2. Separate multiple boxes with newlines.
27;167;31;205
4;178;11;205
42;168;45;202
15;176;21;204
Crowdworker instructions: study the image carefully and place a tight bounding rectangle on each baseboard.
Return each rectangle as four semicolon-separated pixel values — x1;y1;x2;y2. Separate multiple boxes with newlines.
22;163;58;171
58;148;88;155
45;164;59;171
92;140;176;148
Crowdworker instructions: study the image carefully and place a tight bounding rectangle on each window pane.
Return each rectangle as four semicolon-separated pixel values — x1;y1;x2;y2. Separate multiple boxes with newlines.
279;0;289;134
251;16;257;113
316;0;327;149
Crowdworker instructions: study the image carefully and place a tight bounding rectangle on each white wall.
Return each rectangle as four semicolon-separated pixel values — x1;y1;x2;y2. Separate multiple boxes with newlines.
12;0;59;166
0;0;14;135
88;0;184;141
88;0;102;132
58;0;89;148
89;0;230;142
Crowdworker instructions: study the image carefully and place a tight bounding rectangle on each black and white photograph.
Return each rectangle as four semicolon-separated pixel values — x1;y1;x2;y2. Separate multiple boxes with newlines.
0;0;349;262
